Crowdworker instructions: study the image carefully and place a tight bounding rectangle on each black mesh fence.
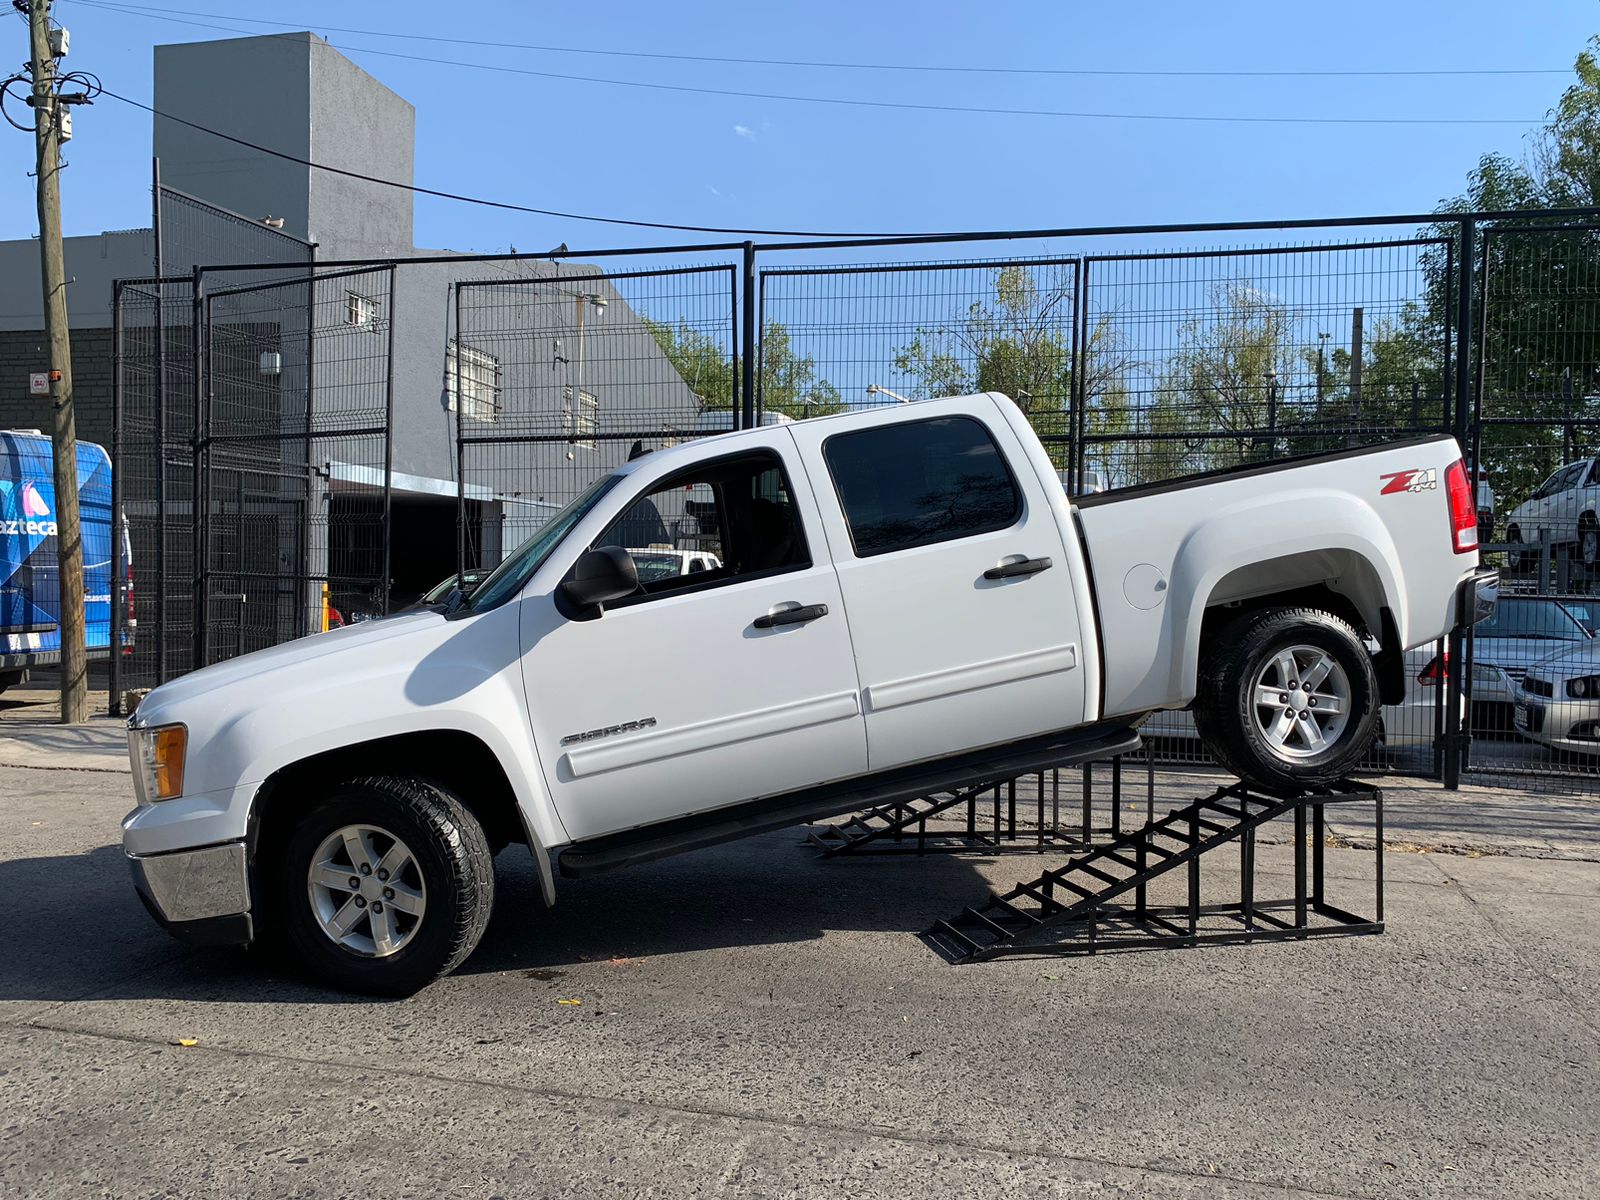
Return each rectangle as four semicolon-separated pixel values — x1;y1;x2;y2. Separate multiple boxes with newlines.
453;263;738;575
106;214;1600;796
1463;223;1600;786
113;276;197;699
1080;238;1452;488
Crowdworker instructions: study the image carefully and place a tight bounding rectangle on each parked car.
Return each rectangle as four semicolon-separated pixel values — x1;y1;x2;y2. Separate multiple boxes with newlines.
1504;458;1600;568
1;429;133;693
1515;640;1600;754
123;394;1492;993
1440;596;1596;732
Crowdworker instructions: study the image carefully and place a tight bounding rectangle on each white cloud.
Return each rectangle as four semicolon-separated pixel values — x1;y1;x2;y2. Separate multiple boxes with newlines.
733;124;756;141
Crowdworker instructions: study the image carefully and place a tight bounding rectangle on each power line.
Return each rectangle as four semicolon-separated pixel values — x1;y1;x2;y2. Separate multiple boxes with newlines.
95;85;902;237
65;0;1571;79
72;0;1543;126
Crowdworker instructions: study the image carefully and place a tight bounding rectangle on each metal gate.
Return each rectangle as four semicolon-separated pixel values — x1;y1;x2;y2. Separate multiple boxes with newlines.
198;266;395;665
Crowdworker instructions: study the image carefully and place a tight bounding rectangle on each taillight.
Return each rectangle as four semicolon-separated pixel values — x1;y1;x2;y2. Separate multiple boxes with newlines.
1446;459;1478;553
1418;651;1448;686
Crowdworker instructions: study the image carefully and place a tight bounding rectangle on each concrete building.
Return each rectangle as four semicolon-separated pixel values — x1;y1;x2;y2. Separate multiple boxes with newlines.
0;33;709;656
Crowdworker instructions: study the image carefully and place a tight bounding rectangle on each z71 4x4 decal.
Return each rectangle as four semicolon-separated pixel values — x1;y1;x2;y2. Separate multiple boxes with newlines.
1379;467;1438;495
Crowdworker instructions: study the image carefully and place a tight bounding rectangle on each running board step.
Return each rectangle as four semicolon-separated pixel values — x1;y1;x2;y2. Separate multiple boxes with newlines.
559;721;1142;877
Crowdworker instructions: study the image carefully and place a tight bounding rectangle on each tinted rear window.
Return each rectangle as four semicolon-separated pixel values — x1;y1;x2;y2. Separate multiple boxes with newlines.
823;416;1022;557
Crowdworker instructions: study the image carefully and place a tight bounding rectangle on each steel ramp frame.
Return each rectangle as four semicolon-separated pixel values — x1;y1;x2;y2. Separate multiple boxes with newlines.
922;778;1384;963
808;753;1159;858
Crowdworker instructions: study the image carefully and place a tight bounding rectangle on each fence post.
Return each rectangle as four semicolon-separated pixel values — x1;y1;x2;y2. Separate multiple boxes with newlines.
381;264;397;615
109;281;124;717
741;241;756;431
190;266;206;672
1442;218;1475;789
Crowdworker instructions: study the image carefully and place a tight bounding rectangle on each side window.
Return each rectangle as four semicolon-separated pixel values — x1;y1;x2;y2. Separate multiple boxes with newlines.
592;452;809;603
823;416;1022;557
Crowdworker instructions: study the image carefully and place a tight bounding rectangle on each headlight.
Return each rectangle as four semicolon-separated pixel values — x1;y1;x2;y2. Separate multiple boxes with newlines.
1568;675;1600;699
130;723;187;804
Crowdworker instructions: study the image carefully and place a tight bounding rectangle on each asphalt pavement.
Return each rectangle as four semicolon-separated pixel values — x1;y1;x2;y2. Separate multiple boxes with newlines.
1;700;1598;1197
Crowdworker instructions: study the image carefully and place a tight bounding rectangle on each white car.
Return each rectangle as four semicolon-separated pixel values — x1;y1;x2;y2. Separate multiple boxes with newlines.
625;546;722;583
123;395;1491;993
1515;640;1600;754
1504;458;1600;568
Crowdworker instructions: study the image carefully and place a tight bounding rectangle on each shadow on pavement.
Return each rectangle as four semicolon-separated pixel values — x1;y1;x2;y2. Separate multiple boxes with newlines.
0;831;1002;1004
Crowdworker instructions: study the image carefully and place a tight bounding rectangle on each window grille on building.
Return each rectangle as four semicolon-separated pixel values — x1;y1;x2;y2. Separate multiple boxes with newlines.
447;339;501;422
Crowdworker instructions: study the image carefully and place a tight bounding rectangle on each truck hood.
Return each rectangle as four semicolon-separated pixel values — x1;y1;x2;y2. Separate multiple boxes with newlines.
133;611;446;725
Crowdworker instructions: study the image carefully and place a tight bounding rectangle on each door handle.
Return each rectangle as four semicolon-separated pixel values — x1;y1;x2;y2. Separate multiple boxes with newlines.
984;556;1053;581
753;603;829;629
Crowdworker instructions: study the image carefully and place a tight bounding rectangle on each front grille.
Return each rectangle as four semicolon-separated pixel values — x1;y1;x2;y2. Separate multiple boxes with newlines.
1525;706;1547;733
1503;667;1527;683
1523;677;1555;698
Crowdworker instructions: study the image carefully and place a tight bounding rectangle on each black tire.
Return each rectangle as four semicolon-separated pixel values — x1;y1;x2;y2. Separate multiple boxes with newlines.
1193;607;1380;794
1506;524;1534;573
278;775;494;996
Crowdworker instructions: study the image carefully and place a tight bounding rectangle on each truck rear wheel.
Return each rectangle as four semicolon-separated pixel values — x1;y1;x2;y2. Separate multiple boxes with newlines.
1193;607;1379;793
279;776;494;996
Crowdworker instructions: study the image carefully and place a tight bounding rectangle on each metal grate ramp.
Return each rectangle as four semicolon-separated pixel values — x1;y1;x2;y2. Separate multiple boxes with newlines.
924;778;1383;962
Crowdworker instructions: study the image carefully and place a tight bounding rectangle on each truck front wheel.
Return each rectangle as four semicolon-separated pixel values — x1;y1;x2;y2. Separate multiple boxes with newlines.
278;776;495;996
1193;607;1379;793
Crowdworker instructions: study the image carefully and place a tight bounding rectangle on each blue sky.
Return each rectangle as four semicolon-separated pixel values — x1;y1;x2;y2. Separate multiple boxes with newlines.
3;0;1597;252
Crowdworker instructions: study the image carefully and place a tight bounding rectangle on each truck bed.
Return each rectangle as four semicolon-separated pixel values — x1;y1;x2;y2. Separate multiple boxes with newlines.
1073;435;1471;719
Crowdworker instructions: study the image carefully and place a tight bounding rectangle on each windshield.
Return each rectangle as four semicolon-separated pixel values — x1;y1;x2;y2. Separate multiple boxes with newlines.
1475;598;1592;641
462;474;622;613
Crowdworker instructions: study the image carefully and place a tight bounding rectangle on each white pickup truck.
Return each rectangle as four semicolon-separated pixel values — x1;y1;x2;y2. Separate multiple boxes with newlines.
124;394;1495;993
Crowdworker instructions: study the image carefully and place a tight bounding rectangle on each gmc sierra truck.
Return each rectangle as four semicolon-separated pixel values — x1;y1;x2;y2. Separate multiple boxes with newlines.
124;393;1496;993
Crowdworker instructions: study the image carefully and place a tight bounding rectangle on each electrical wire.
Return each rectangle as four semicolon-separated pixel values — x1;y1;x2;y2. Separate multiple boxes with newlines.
0;72;31;130
65;0;1571;80
71;0;1543;126
95;85;905;237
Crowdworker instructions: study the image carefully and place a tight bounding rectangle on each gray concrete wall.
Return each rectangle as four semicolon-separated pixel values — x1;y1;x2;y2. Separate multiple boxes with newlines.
306;41;414;260
153;34;314;242
0;230;152;332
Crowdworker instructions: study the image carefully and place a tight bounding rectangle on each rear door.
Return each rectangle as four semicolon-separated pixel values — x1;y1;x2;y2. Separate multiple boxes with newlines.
787;397;1088;771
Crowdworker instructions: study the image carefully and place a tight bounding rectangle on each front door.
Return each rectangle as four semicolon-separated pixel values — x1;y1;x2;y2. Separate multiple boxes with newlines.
788;397;1089;772
520;439;867;843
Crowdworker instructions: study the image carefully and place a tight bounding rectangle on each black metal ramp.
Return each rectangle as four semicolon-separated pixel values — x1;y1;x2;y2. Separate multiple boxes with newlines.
923;778;1383;962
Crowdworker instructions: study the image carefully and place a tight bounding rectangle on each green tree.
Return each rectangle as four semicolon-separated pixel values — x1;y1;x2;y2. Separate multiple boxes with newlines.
646;318;844;420
892;265;1133;477
1144;280;1298;478
1424;37;1600;505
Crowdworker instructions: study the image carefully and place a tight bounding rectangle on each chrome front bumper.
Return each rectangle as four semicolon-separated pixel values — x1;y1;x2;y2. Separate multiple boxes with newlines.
127;841;254;947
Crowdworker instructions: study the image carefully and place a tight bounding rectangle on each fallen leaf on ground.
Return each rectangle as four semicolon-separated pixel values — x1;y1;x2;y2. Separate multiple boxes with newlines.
557;998;582;1006
174;1038;198;1047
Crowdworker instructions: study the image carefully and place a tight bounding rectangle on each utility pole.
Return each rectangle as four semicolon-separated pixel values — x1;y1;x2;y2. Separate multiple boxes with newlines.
25;0;87;722
1346;306;1364;449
